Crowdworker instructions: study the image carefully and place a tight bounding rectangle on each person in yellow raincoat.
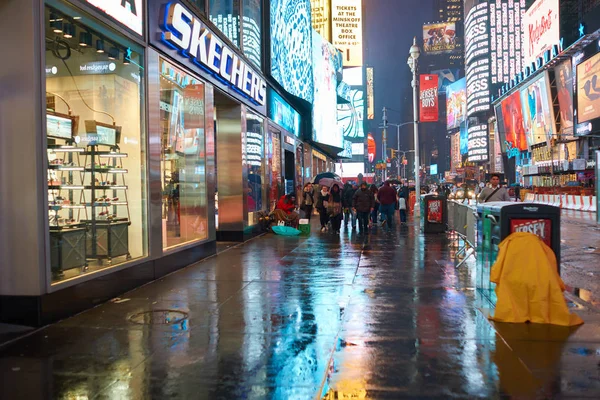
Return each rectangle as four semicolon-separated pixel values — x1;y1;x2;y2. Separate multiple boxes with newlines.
490;232;583;326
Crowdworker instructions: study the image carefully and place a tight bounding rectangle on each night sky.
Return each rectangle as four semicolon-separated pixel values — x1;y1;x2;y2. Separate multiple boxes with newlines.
364;0;436;160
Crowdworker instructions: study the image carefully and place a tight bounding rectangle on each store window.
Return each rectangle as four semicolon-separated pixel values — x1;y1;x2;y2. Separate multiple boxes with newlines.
159;58;209;249
209;0;240;47
242;0;261;67
245;113;266;223
189;0;207;13
45;1;147;283
268;130;282;210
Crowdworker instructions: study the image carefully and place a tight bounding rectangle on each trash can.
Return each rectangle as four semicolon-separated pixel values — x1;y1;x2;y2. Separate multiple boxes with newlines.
298;219;311;235
422;194;447;233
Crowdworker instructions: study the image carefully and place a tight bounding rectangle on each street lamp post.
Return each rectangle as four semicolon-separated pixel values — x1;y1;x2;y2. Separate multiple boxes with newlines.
408;37;421;220
388;122;413;179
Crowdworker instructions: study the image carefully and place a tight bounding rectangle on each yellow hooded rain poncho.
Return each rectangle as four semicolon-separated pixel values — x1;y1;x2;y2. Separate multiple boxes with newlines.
490;232;583;326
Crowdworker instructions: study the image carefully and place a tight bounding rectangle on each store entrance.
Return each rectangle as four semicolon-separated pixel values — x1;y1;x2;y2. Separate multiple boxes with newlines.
284;150;295;195
214;91;243;246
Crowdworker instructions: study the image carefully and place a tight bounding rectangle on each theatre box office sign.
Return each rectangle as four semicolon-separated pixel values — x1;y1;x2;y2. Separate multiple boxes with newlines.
149;1;267;109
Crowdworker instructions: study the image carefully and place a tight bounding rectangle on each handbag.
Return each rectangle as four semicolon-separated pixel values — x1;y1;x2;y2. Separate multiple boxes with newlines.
328;202;341;217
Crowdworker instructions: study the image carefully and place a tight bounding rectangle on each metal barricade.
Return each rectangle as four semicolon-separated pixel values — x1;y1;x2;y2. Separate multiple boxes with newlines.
447;200;477;268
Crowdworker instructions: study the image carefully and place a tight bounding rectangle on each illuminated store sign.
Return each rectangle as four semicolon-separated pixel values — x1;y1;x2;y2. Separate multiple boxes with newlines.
523;0;560;67
331;0;363;67
246;131;263;167
366;67;375;119
465;2;490;117
159;2;266;106
467;124;489;162
269;89;301;137
85;0;142;35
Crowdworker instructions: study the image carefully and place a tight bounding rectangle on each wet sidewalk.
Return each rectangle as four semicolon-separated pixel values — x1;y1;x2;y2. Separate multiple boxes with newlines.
1;218;600;399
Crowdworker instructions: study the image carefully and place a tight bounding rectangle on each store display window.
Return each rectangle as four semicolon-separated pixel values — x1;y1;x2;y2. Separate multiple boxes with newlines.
268;130;282;211
159;58;209;249
44;0;147;283
245;113;267;223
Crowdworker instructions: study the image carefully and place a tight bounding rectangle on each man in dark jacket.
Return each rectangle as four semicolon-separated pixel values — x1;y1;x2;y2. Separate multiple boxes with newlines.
378;181;398;231
352;182;375;234
342;183;357;230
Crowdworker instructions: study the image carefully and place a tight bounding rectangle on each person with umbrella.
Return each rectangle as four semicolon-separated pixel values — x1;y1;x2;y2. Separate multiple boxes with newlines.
316;185;331;232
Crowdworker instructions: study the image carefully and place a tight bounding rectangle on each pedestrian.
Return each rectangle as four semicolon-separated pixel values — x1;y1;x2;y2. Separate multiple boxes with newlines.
299;183;314;220
342;182;356;230
316;185;330;232
398;196;407;224
369;184;379;226
478;173;511;202
328;184;343;234
378;181;398;231
353;181;375;234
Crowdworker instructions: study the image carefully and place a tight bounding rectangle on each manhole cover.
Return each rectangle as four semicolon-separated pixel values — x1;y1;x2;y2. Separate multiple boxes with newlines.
128;310;188;325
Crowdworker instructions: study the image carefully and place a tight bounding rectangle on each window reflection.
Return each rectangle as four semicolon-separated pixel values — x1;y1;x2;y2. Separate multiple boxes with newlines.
245;113;266;223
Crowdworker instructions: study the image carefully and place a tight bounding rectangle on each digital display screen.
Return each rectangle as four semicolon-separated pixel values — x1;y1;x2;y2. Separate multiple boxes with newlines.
312;30;343;148
47;114;73;139
430;164;438;175
331;0;363;67
337;89;365;139
460;122;468;155
423;22;457;54
446;77;467;130
467;124;489;162
499;90;528;151
242;0;261;67
554;59;574;139
576;51;600;124
209;0;240;47
96;125;118;146
270;0;313;103
519;71;555;147
269;89;301;137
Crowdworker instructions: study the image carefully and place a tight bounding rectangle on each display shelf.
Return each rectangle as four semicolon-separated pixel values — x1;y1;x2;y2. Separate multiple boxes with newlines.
48;165;85;171
48;185;85;190
84;167;128;173
48;204;86;210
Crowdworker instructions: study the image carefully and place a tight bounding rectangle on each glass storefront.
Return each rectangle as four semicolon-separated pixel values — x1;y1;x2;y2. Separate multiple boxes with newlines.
268;130;282;210
159;58;209;249
245;113;267;224
45;0;147;283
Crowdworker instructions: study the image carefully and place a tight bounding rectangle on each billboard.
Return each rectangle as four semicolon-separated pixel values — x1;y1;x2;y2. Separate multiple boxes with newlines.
451;132;461;170
366;67;375;119
554;59;574;140
337;89;365;139
270;0;314;103
312;31;343;148
499;91;528;151
367;133;376;163
465;2;490;117
431;68;461;94
576;51;600;133
269;89;301;137
446;77;467;130
467;124;489;162
331;0;363;66
84;0;143;35
311;0;331;41
459;122;468;155
523;0;560;67
242;0;262;67
520;71;555;147
209;0;240;46
420;74;439;123
423;22;457;54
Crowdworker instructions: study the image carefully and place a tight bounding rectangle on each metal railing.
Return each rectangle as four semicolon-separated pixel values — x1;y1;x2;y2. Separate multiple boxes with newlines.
447;201;478;268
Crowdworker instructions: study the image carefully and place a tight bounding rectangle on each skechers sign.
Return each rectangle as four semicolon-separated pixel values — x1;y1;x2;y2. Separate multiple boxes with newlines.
159;2;266;106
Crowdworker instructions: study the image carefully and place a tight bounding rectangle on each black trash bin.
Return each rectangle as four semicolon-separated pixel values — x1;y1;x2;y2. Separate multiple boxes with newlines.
422;194;447;233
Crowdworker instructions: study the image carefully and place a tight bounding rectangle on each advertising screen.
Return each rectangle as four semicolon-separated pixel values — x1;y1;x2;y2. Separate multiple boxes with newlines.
576;51;600;126
270;0;314;103
451;132;461;169
459;122;468;155
331;0;363;67
523;0;560;67
467;124;489;162
520;72;555;147
489;1;525;93
47;114;73;140
84;0;143;35
367;133;376;163
423;22;457;54
337;89;365;139
242;0;262;67
430;164;438;175
312;31;343;148
366;67;375;119
209;0;240;47
554;59;574;139
420;74;439;122
446;77;466;130
269;89;301;137
310;0;331;41
499;91;528;151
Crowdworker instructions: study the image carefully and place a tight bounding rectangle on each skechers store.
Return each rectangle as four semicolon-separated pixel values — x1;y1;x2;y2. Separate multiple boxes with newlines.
0;0;267;326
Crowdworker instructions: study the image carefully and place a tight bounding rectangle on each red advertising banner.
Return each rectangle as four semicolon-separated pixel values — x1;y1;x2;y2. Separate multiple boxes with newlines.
420;74;439;122
510;218;552;248
367;133;376;163
427;199;443;223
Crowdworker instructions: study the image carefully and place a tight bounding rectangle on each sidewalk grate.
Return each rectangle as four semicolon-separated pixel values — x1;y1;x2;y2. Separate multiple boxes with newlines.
128;310;188;325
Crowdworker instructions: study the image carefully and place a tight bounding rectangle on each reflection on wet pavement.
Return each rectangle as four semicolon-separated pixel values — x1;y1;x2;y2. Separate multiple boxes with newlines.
1;219;598;399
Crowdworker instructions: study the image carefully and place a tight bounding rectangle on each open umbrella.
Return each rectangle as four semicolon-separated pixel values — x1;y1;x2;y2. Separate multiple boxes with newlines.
387;179;402;185
312;172;341;184
318;177;344;189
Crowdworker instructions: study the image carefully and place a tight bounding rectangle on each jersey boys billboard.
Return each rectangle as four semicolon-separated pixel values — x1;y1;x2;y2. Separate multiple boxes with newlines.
420;75;439;122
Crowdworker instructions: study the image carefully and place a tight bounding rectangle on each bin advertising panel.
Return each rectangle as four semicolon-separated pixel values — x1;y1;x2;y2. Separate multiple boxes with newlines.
427;199;443;223
510;218;552;247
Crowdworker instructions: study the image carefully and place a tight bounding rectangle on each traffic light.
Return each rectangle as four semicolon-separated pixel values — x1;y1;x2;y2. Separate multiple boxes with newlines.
390;149;396;159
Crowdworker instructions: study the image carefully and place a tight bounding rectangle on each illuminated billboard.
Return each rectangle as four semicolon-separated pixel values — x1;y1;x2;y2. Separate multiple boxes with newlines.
209;0;240;47
331;0;363;67
519;71;555;147
523;0;560;67
467;124;489;162
270;0;314;103
576;51;600;135
366;67;374;120
311;0;331;41
465;2;490;117
497;91;528;152
423;22;457;54
446;77;466;131
337;89;365;139
242;0;262;67
312;31;343;148
554;59;574;140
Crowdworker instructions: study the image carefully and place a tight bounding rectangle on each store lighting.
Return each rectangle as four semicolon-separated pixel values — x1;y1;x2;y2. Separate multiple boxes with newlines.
96;39;105;53
100;153;127;158
108;168;127;173
63;23;74;39
57;166;84;171
60;185;85;190
79;32;91;47
51;19;63;33
73;16;81;20
108;185;127;190
52;146;85;153
108;47;119;60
